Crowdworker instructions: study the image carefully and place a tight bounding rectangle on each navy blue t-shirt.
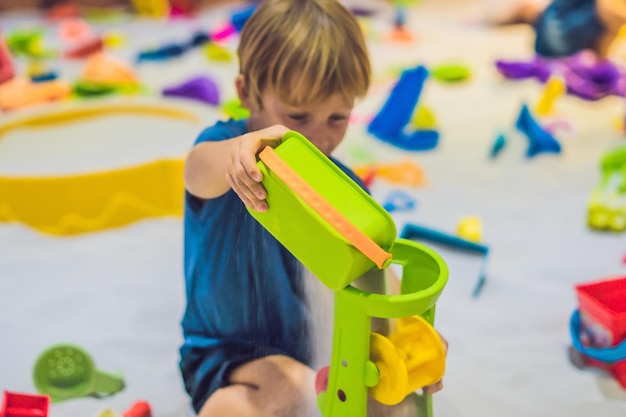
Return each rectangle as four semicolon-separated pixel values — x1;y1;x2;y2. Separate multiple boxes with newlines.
534;0;604;57
179;119;366;412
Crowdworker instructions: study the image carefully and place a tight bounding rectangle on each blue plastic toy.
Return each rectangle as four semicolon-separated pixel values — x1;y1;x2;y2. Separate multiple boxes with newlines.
515;104;561;158
368;65;440;151
490;133;507;159
382;190;417;213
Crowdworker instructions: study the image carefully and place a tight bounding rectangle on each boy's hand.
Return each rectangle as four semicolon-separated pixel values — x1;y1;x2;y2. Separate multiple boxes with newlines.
228;124;289;212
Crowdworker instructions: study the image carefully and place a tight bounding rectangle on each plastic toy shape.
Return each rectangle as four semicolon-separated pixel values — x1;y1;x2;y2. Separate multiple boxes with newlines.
231;5;258;31
0;34;15;84
587;144;626;232
131;0;170;18
97;409;120;417
222;98;250;120
401;223;489;297
1;391;49;417
162;75;220;106
411;105;436;130
0;77;71;112
204;43;232;62
252;135;395;289
430;63;471;83
515;104;561;158
496;53;626;101
137;44;186;62
33;345;125;402
456;216;482;242
6;30;55;59
368;65;439;151
210;23;237;42
490;133;507;159
122;401;152;417
0;158;185;236
64;38;104;59
82;53;138;85
382;190;417;213
535;76;566;116
59;19;93;43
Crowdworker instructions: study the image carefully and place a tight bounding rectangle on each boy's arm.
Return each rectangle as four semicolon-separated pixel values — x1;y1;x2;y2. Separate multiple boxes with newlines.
184;124;288;211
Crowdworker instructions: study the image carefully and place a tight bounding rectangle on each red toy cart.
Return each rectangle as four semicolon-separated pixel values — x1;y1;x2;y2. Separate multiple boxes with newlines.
0;391;49;417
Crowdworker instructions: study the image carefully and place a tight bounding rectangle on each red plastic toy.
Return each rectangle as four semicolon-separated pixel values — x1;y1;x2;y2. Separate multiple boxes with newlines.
575;276;626;387
0;33;15;84
0;391;49;417
122;401;152;417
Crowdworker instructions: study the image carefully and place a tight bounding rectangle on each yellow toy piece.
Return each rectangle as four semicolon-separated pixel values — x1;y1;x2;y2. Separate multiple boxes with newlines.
411;105;437;130
82;53;138;85
0;77;72;111
96;409;120;417
457;215;482;242
535;76;566;117
368;332;408;405
389;315;446;393
0;158;185;236
204;43;232;62
102;31;127;49
130;0;170;18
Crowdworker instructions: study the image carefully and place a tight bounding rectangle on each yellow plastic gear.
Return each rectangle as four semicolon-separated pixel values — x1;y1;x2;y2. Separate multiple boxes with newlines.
368;332;408;405
389;315;446;393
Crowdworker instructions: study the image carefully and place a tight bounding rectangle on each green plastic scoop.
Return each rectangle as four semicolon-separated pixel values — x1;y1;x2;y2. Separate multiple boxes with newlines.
33;344;125;402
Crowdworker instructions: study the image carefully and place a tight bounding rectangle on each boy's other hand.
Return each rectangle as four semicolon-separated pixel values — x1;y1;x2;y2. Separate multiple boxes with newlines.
228;124;289;212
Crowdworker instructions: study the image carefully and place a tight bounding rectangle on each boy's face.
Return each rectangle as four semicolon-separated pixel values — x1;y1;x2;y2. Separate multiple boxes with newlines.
238;76;354;156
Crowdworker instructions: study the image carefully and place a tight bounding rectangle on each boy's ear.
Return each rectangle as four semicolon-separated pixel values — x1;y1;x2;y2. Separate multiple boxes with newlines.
235;74;253;110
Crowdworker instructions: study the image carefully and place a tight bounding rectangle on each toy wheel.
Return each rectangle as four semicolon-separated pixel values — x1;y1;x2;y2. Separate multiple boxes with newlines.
389;315;446;392
369;332;408;405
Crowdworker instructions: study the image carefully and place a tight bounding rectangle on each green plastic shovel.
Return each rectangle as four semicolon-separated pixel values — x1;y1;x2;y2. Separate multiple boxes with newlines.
33;344;125;402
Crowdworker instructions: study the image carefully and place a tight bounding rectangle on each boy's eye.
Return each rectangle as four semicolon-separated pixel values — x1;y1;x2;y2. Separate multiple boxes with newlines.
288;114;308;122
329;115;347;122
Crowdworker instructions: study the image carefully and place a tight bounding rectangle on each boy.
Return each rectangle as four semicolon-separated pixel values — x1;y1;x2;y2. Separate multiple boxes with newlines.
487;0;626;58
180;1;444;416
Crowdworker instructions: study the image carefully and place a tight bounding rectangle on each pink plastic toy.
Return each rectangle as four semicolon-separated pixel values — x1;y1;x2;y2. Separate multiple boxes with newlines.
0;33;15;84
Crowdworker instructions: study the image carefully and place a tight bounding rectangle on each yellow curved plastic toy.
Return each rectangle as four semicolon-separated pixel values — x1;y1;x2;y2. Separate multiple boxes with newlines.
369;332;408;405
0;158;185;236
0;102;199;139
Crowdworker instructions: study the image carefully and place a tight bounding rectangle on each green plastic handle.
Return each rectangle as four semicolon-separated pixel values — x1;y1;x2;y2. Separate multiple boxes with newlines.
92;370;125;396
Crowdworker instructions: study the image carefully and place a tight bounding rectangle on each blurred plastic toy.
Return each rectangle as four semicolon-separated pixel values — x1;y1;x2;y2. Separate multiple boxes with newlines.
587;144;626;232
382;190;417;213
388;5;414;43
33;344;125;402
31;72;59;83
103;31;126;49
247;131;448;417
457;216;482;242
64;37;104;59
0;391;49;417
46;2;81;20
496;52;626;101
79;53;138;95
96;401;152;417
58;18;93;43
222;98;250;120
515;104;561;158
430;62;471;83
570;276;626;388
0;157;186;235
490;133;507;159
401;223;489;297
131;0;170;18
368;65;439;151
231;4;258;31
0;77;71;112
6;30;56;59
535;76;566;116
411;105;436;130
163;75;220;106
0;33;15;84
204;43;232;62
353;160;427;187
210;23;237;42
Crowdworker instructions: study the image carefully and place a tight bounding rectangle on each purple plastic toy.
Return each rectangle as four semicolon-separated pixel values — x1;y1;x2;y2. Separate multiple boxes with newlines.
162;75;220;106
495;52;626;101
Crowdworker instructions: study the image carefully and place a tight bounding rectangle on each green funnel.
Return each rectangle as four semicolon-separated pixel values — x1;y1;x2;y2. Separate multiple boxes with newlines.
33;344;125;402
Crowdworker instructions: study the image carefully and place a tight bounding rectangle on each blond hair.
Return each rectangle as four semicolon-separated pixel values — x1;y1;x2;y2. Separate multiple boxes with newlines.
237;0;371;108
